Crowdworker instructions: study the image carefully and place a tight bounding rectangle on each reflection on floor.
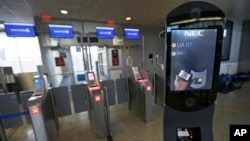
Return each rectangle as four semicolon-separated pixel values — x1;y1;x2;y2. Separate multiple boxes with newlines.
5;81;250;141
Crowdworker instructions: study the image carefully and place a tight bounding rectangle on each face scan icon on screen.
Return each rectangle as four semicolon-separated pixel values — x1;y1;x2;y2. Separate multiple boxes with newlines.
170;29;218;91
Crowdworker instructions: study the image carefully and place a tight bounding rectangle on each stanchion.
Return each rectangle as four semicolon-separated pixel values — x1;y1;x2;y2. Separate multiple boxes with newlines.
0;111;29;141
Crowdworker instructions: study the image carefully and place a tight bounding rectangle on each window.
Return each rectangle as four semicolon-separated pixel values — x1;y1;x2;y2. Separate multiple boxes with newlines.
0;33;42;73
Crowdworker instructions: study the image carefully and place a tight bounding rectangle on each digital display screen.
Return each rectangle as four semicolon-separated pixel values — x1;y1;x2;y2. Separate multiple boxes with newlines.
96;27;114;39
178;69;192;81
88;73;95;81
48;24;74;38
124;28;140;40
132;67;141;80
77;74;85;82
35;78;42;89
170;29;217;91
4;23;36;37
177;127;201;141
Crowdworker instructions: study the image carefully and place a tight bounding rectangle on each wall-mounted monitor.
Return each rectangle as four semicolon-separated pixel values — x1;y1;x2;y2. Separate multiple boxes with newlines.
124;28;140;40
169;29;218;91
48;24;74;38
96;27;114;39
4;23;36;37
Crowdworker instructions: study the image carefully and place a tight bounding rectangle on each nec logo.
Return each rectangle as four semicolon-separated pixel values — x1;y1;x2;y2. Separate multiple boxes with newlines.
184;30;204;37
230;125;250;141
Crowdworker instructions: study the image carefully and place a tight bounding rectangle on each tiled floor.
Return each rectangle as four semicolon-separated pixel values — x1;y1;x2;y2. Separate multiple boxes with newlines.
4;81;250;141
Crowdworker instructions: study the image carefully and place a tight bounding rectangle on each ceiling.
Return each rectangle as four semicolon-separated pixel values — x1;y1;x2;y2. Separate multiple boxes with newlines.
0;0;250;27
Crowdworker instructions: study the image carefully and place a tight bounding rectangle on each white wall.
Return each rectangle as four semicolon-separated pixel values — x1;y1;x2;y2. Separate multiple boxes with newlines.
219;20;242;75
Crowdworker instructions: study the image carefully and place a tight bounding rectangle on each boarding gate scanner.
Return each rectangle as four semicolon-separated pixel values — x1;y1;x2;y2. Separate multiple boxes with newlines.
28;65;58;141
128;66;152;122
163;1;225;141
86;71;112;139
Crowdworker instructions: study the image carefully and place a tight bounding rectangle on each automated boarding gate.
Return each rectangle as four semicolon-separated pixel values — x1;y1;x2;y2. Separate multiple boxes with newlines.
163;1;225;141
28;65;58;141
128;66;152;122
86;72;112;139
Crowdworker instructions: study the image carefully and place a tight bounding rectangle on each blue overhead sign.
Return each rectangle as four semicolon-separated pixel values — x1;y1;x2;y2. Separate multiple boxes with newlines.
124;28;140;40
49;24;74;38
96;27;114;39
4;23;36;37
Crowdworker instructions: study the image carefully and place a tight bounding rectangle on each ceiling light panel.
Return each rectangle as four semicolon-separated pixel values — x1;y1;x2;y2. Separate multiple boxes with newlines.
60;9;68;14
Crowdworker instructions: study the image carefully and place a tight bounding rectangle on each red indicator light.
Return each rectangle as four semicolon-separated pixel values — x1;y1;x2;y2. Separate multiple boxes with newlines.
107;20;115;26
95;95;101;102
137;78;148;83
41;14;52;22
31;107;40;115
146;86;152;92
89;85;101;91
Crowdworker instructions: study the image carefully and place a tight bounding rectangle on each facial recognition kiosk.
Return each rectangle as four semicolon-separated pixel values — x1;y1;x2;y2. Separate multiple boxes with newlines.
163;1;225;141
128;66;153;122
86;71;111;138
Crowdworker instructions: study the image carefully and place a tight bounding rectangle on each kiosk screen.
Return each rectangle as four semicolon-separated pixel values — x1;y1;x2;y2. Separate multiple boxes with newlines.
170;29;218;91
131;67;142;80
34;77;42;95
88;73;94;81
35;78;42;89
87;72;96;87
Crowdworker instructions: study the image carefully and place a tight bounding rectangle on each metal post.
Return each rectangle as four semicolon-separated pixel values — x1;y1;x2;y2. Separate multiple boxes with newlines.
87;35;93;71
84;46;90;71
141;35;145;68
153;73;156;105
82;46;87;71
80;33;88;71
105;46;110;79
95;61;100;81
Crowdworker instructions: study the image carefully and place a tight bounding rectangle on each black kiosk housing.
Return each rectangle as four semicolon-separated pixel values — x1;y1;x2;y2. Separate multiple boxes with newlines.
163;1;225;141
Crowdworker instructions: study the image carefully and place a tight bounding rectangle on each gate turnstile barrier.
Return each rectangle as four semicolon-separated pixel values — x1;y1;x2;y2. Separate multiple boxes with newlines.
28;90;58;141
86;72;113;139
128;66;153;122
